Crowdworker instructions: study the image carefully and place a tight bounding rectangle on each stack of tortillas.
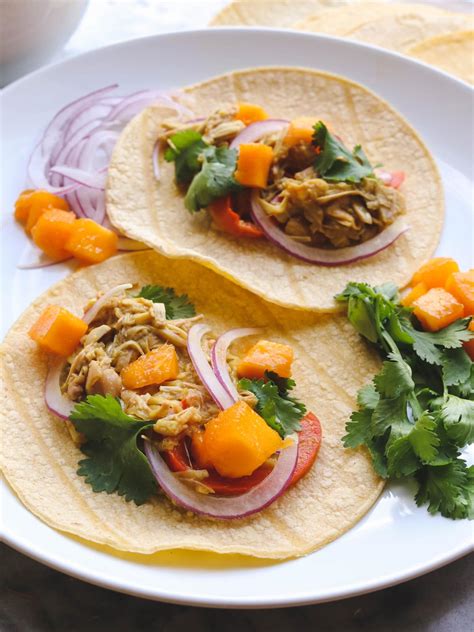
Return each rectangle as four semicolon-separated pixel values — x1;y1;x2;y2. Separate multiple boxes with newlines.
210;1;474;85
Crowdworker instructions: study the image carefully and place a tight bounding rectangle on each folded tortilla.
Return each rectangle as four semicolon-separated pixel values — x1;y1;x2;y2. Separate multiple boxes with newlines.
0;251;383;558
209;0;385;27
295;3;473;52
106;67;443;312
407;30;474;86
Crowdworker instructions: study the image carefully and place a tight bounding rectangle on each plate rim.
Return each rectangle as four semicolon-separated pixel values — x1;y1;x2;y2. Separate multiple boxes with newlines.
2;504;473;608
1;27;473;608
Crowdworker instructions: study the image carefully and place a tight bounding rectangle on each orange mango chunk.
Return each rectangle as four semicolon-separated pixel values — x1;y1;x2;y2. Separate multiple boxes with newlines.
413;288;464;332
203;400;283;478
412;257;460;289
121;344;179;389
14;189;35;223
234;143;274;188
31;209;76;260
65;218;118;264
29;305;88;356
235;102;268;126
401;282;428;307
283;117;318;147
445;270;474;315
22;191;70;234
237;339;294;380
190;430;213;470
463;320;474;361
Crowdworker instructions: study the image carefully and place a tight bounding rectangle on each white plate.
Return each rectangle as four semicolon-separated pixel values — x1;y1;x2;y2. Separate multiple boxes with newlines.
1;28;473;608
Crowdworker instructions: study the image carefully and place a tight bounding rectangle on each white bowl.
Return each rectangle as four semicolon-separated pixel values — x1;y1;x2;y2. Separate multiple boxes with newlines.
0;0;88;86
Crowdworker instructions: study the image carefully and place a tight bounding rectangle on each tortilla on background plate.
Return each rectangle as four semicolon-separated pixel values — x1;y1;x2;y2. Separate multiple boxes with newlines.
0;250;383;559
295;2;473;52
407;30;474;85
107;67;443;313
209;0;387;27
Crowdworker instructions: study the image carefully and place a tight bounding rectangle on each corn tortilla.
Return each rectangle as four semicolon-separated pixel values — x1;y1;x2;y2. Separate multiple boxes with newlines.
0;250;384;559
209;0;386;27
407;30;474;85
106;67;444;312
295;3;473;52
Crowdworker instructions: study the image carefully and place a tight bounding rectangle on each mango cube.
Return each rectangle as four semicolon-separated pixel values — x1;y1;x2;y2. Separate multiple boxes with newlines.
203;401;283;478
237;339;294;380
413;288;464;332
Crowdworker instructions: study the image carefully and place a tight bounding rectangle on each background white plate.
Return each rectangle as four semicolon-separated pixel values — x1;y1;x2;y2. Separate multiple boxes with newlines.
1;29;473;608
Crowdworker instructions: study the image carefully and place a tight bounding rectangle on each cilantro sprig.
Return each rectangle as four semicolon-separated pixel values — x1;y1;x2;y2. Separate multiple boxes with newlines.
138;285;196;319
70;395;155;505
336;282;474;519
313;121;374;183
164;129;242;212
238;371;306;438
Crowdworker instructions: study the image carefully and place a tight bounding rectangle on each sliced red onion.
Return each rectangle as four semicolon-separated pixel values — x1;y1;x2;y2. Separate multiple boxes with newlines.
48;166;106;189
250;190;409;266
211;328;262;399
26;85;194;225
45;358;74;420
152;140;160;180
117;237;149;251
42;84;118;157
230;119;289;149
83;283;133;324
144;434;298;519
187;324;235;409
16;243;71;270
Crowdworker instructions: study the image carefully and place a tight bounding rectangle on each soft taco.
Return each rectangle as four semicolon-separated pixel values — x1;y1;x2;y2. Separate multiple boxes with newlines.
106;67;444;312
0;250;383;558
294;2;473;49
407;30;474;86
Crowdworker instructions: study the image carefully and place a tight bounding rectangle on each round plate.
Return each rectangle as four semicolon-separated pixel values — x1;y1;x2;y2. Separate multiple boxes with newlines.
1;28;473;608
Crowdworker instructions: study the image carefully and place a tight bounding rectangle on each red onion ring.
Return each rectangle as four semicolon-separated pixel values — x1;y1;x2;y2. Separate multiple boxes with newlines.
17;243;71;270
187;324;235;410
210;328;262;399
83;283;133;324
144;434;298;519
26;85;193;229
230;119;289;149
250;190;409;266
45;358;74;420
152;141;160;181
48;166;106;190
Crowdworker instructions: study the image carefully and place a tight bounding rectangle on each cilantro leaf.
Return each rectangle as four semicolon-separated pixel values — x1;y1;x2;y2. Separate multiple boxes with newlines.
357;383;380;410
441;348;472;387
70;395;155;505
313;121;374;183
337;280;473;520
386;413;440;477
366;434;389;478
404;317;473;365
343;408;373;448
138;285;196;319
438;395;474;447
372;396;410;437
264;371;295;396
238;374;306;438
184;145;242;213
386;435;419;477
374;354;414;398
408;413;440;462
164;129;208;183
415;460;474;519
